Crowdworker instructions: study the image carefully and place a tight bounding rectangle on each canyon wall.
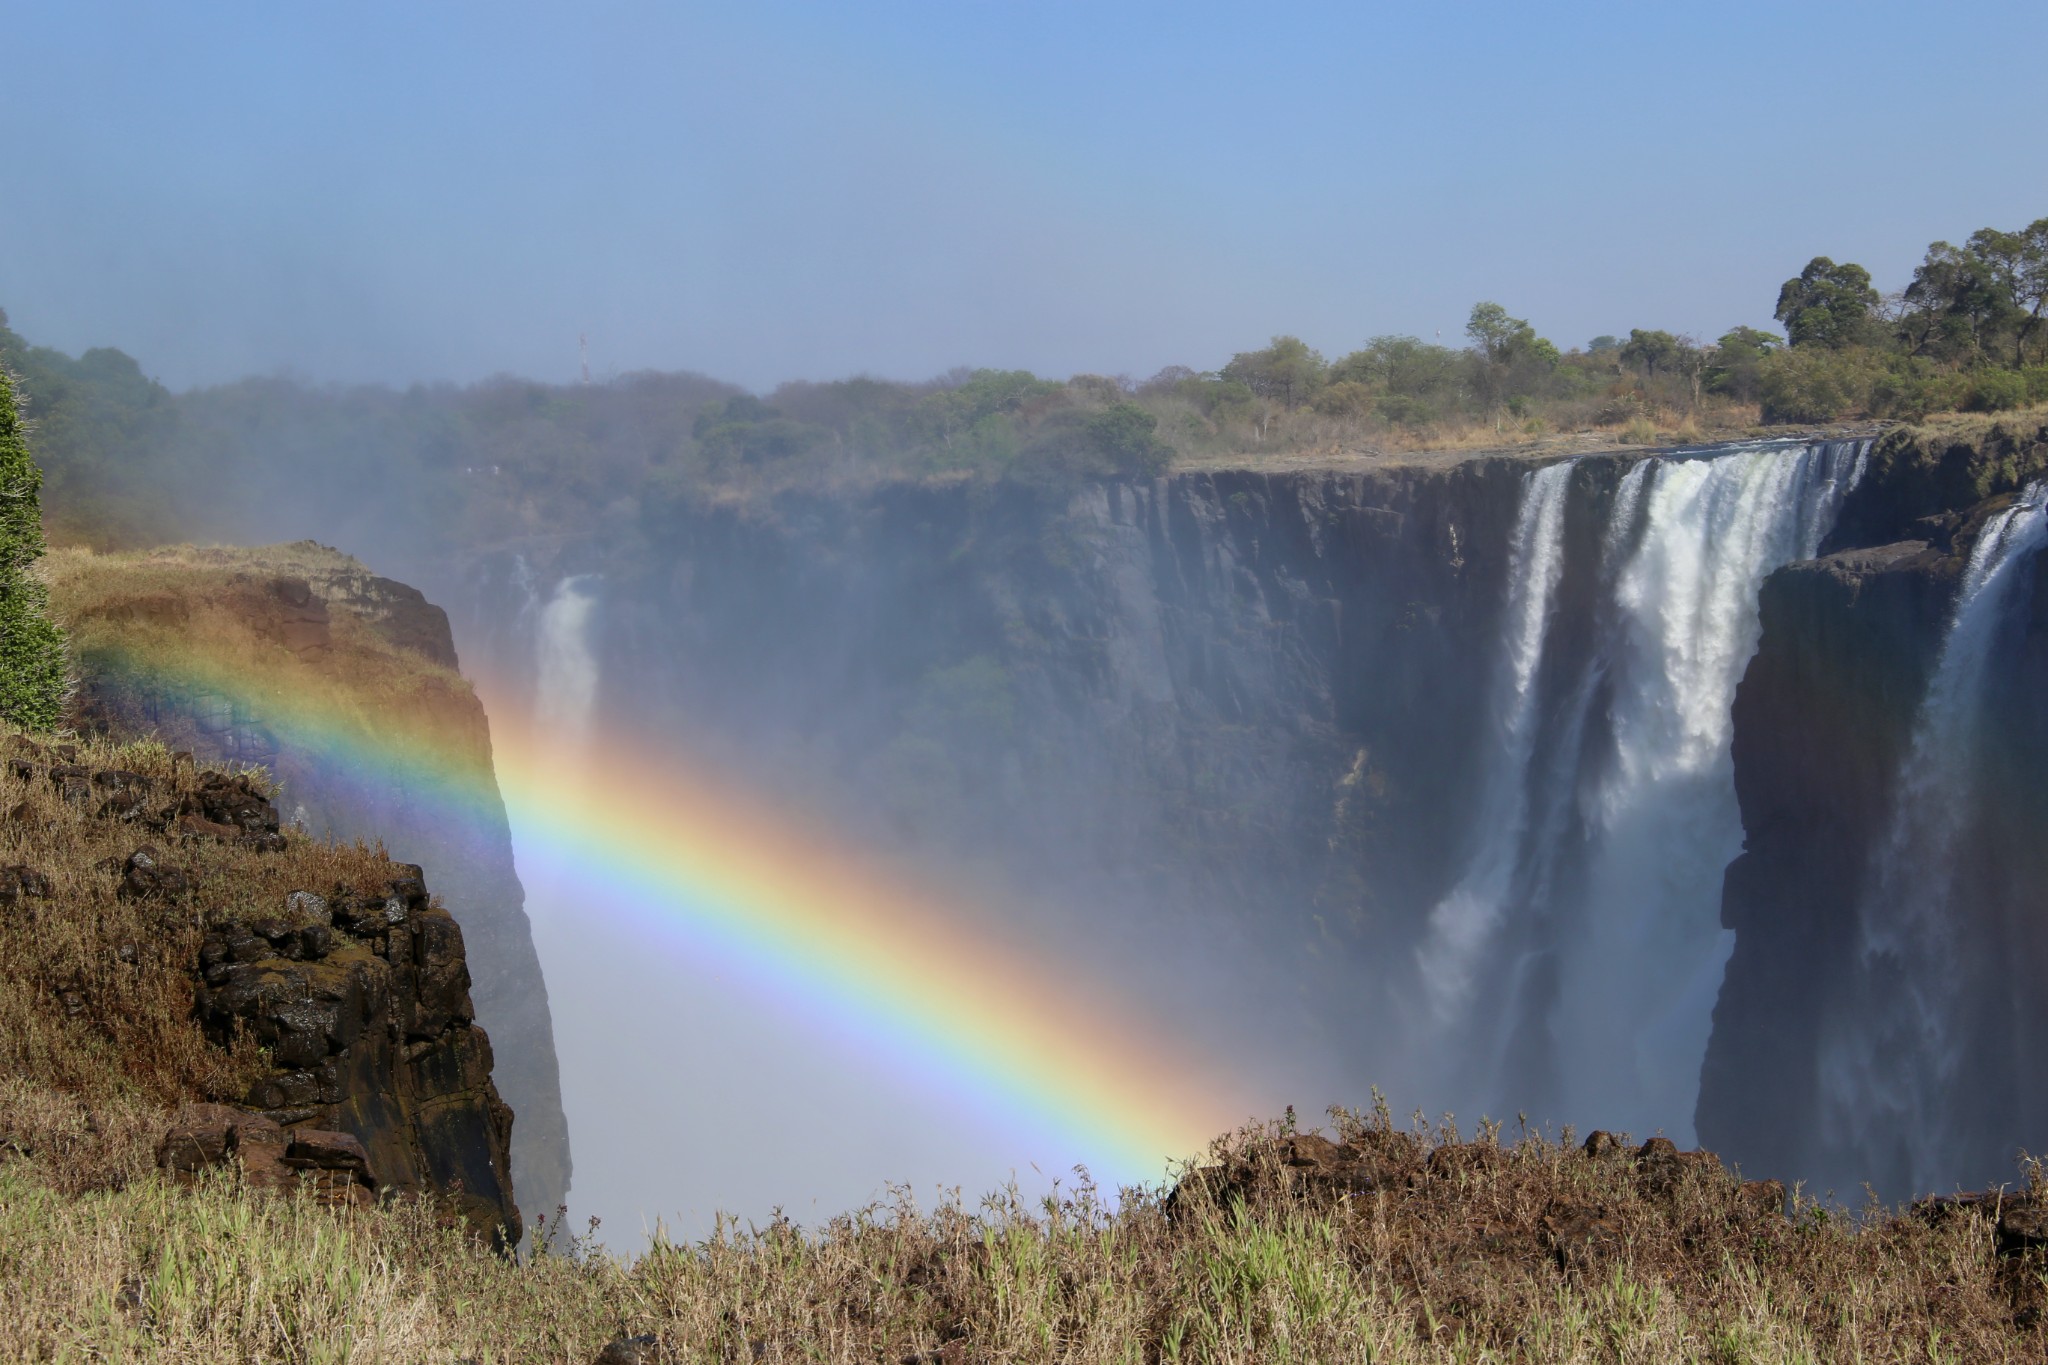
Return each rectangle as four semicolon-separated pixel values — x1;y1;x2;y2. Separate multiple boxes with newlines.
55;544;571;1219
453;442;1863;1153
1702;416;2048;1197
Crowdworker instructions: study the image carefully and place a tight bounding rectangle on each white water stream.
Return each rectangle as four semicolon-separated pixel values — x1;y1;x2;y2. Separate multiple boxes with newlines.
1412;440;1868;1141
1817;482;2048;1192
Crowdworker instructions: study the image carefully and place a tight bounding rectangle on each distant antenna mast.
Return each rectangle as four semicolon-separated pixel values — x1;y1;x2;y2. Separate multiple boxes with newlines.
579;331;590;386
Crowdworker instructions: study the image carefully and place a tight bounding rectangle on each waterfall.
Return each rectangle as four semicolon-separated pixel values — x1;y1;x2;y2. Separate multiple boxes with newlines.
1550;440;1865;1140
535;576;601;736
1818;482;2048;1194
1412;440;1867;1138
1416;459;1577;1023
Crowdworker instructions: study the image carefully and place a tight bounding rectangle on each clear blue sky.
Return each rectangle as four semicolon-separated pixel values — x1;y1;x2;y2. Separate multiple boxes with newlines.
4;0;2044;392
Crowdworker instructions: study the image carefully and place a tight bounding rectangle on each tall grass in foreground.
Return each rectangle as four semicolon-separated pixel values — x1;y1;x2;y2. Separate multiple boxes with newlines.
4;1081;2043;1363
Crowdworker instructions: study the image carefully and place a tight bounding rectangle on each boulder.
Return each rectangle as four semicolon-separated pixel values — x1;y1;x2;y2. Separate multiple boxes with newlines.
0;864;51;907
115;845;192;901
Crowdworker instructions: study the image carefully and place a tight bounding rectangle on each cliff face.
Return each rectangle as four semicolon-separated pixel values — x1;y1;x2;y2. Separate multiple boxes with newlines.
0;730;520;1244
1702;415;2048;1196
460;455;1666;1099
48;543;570;1221
196;858;520;1243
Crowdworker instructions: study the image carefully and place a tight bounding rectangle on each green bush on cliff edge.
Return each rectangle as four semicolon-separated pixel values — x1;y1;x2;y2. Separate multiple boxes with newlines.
0;368;68;730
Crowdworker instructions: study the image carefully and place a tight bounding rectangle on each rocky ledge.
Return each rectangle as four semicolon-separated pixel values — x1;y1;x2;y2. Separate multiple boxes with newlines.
4;734;520;1247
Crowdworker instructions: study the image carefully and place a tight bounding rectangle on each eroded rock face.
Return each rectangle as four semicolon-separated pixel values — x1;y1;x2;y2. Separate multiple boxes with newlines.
1703;418;2048;1198
195;865;520;1246
66;550;570;1224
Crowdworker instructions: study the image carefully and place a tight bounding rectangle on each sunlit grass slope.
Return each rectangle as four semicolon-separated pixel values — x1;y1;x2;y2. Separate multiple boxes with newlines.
6;1087;2048;1362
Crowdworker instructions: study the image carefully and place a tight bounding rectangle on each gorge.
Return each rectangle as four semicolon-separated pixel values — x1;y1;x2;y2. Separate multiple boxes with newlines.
385;415;2048;1230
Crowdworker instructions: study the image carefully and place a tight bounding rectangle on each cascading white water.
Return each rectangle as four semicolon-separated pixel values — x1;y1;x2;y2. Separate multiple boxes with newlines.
1818;482;2048;1192
535;576;601;736
1416;459;1577;1023
1411;440;1867;1138
1551;441;1865;1140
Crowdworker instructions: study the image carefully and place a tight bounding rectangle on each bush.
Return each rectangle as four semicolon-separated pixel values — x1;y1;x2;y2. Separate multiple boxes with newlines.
0;370;67;730
1757;346;1883;423
1083;402;1174;479
1965;368;2033;413
1869;363;1967;422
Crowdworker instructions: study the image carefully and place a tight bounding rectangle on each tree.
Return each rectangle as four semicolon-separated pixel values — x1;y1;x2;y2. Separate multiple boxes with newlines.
1465;302;1539;366
1706;326;1782;403
1465;304;1558;425
1774;256;1882;349
1962;220;2048;365
1221;337;1326;408
0;369;68;731
1083;402;1174;478
1619;329;1684;378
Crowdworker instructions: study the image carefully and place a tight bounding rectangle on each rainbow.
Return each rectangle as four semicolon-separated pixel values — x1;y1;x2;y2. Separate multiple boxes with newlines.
77;644;1253;1185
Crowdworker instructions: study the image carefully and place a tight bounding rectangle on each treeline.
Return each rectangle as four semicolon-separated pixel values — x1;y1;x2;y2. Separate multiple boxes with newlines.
1;212;2043;554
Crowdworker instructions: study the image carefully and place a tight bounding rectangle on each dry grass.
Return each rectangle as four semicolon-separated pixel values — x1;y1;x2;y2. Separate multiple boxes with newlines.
3;1082;2046;1361
0;726;432;1109
1;733;2040;1359
44;541;478;719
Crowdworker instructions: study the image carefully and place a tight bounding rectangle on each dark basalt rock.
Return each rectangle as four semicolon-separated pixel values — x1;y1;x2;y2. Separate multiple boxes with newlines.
114;845;191;901
593;1335;663;1365
0;864;51;907
195;872;518;1246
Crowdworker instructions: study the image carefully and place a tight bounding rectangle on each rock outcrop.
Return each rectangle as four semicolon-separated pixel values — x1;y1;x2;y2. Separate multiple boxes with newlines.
1701;416;2048;1197
54;542;570;1221
191;866;520;1244
0;731;522;1244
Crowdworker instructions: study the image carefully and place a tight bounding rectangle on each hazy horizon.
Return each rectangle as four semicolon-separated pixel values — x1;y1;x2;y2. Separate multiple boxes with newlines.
5;1;2046;395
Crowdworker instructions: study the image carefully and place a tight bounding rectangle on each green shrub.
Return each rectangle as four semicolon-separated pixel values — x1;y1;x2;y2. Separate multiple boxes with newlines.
1964;368;2032;413
1084;402;1174;478
0;370;67;731
1869;363;1966;422
1757;346;1882;423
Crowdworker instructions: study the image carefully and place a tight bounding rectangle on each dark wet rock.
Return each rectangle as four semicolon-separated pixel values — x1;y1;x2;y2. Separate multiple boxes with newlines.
1582;1129;1624;1159
176;772;281;839
48;764;93;807
158;1104;296;1195
285;1128;373;1179
1998;1202;2048;1256
93;769;154;819
174;811;240;842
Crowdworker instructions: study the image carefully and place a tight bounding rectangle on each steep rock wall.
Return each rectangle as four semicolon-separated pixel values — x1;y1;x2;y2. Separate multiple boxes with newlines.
54;544;571;1219
457;456;1649;1091
1703;416;2048;1195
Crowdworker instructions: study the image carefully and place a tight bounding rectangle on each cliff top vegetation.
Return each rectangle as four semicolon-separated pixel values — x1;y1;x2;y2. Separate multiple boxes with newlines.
0;728;424;1106
4;210;2045;558
45;539;488;755
8;1083;2048;1360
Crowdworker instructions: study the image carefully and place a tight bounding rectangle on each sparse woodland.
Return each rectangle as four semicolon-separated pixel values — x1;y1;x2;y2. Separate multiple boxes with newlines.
3;215;2044;557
